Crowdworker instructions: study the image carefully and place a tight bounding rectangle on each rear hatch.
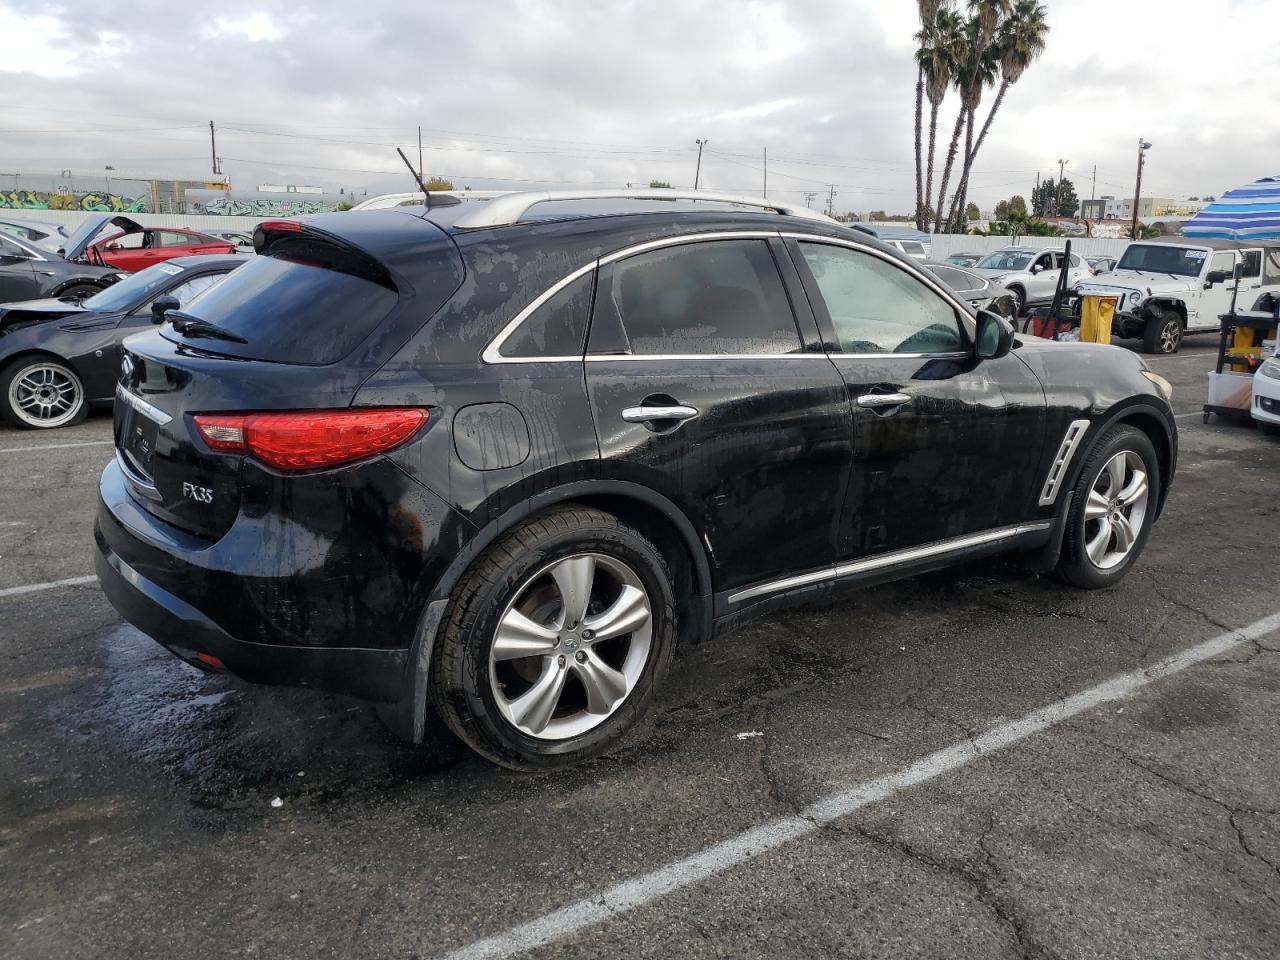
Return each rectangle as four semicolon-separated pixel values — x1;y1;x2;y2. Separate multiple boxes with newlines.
113;213;464;539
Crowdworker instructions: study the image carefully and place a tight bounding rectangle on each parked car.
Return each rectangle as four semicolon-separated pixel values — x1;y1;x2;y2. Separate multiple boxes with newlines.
944;252;984;268
95;191;1177;770
0;255;243;429
1074;238;1280;353
1087;256;1117;274
924;261;1017;317
211;231;256;253
848;224;932;259
0;217;70;253
972;246;1093;314
0;230;122;305
86;224;235;272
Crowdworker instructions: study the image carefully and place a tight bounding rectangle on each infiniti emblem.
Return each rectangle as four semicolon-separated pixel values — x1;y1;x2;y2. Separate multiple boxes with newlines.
120;354;135;380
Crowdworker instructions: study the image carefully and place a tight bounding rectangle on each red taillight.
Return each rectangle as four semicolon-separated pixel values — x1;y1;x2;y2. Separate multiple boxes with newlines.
193;408;428;471
196;652;225;669
258;219;302;233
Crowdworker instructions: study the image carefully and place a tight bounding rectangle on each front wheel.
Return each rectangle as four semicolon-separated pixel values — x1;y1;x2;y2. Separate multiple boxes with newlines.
55;283;102;301
431;505;675;771
1142;310;1182;354
1056;425;1160;589
1;357;88;429
1009;286;1027;316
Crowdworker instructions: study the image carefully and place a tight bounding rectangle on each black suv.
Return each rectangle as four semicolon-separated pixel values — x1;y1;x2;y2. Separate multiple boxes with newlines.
95;191;1177;770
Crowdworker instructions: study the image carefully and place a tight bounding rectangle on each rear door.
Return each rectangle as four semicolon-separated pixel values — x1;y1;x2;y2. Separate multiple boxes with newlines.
584;234;852;602
788;237;1047;560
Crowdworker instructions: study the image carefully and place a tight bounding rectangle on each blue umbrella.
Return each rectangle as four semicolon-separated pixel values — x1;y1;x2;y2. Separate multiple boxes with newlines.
1183;176;1280;240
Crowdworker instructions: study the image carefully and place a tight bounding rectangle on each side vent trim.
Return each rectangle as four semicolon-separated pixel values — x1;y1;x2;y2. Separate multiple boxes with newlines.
1039;419;1091;506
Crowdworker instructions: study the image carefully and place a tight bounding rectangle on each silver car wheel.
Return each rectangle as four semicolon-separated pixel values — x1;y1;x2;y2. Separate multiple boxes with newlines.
1082;450;1149;570
489;552;653;741
7;361;84;428
1158;318;1181;353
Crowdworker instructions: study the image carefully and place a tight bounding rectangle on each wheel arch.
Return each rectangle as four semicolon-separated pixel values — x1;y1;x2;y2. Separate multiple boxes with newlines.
1;347;84;381
50;276;110;297
381;479;716;744
1145;298;1188;325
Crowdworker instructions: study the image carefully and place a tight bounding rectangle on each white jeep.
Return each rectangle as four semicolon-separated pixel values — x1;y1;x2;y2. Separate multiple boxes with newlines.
1074;239;1280;354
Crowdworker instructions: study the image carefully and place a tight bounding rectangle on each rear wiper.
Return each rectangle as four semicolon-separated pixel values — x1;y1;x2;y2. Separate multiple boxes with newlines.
166;310;248;344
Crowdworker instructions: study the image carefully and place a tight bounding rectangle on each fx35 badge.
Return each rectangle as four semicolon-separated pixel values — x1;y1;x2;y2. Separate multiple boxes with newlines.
182;482;213;504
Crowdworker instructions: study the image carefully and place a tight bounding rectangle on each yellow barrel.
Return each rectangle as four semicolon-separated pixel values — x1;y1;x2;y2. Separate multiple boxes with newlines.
1080;295;1118;344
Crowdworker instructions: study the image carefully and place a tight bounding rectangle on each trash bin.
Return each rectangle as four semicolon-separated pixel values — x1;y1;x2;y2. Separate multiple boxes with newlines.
1080;295;1118;344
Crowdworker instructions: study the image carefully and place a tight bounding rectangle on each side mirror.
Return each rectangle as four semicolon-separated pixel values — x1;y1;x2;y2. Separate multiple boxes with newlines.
1205;270;1228;287
1030;264;1043;274
105;243;122;252
150;294;180;321
975;309;1015;360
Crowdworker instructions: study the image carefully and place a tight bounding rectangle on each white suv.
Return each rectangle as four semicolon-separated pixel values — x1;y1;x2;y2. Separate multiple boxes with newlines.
1074;239;1280;354
972;247;1093;314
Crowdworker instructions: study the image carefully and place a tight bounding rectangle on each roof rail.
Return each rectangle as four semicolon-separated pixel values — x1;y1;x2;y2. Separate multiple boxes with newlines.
349;190;512;211
451;189;838;229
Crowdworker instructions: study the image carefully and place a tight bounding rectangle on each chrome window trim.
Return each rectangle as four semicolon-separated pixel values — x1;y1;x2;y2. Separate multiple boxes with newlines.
726;521;1053;605
115;384;174;426
482;228;980;365
1;233;48;262
1038;419;1091;506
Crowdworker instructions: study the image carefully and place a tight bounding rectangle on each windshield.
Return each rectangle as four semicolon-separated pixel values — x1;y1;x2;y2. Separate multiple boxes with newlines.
1115;244;1208;278
976;251;1034;271
81;262;185;311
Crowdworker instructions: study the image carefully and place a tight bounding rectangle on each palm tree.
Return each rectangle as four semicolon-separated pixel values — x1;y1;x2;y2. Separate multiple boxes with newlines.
913;1;944;230
917;7;961;233
934;15;995;232
946;26;998;231
967;0;1048;171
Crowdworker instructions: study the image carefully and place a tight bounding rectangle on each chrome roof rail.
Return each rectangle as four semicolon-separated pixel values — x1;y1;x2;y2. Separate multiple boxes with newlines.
451;189;838;229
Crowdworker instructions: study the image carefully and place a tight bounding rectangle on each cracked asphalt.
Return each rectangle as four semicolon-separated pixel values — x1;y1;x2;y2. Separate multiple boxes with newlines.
3;339;1280;959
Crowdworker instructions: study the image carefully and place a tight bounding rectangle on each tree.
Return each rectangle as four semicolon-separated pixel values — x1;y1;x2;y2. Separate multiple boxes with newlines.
1055;178;1079;217
915;5;961;231
868;210;889;221
994;199;1009;220
1007;194;1027;216
1032;177;1057;216
423;176;454;190
648;180;672;189
965;202;981;221
950;1;1048;231
913;1;945;230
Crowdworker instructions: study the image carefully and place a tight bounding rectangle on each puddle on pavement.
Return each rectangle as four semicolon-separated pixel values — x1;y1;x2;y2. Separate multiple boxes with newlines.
60;624;471;815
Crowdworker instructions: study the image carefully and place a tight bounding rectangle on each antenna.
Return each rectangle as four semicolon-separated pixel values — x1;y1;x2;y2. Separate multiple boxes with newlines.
397;147;430;197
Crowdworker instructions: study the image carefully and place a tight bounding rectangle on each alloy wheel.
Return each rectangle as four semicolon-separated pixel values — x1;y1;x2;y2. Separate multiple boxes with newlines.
489;552;653;740
1159;318;1181;353
7;361;83;428
1082;450;1149;570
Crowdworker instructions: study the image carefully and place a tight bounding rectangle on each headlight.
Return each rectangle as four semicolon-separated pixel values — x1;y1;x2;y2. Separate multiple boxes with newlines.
1127;291;1143;309
1141;370;1173;400
1261;359;1280;381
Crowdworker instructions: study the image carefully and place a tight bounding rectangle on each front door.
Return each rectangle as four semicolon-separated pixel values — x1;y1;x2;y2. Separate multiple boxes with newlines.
584;235;852;599
1027;251;1058;301
787;237;1047;560
1194;250;1240;329
0;236;39;302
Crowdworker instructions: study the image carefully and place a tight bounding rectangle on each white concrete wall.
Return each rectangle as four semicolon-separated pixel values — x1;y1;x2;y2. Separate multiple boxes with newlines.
0;208;270;234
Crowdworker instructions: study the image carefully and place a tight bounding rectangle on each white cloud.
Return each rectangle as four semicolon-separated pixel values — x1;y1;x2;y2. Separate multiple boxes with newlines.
205;12;284;43
0;9;78;77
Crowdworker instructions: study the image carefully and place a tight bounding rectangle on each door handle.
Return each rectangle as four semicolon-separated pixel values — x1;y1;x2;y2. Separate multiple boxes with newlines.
622;404;699;423
40;270;56;276
856;393;912;408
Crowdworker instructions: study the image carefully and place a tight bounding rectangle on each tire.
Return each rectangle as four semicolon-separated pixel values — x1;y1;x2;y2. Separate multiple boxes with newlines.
1056;425;1160;589
56;283;102;301
1;356;88;429
1009;286;1027;316
1141;309;1182;354
431;504;676;771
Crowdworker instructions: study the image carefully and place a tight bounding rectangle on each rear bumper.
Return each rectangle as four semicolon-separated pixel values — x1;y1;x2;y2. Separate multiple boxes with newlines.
94;533;407;700
93;457;445;702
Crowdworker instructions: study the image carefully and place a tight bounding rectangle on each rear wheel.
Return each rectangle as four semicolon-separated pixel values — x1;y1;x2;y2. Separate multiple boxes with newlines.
1;357;88;429
1056;425;1160;589
1142;309;1182;354
431;505;675;771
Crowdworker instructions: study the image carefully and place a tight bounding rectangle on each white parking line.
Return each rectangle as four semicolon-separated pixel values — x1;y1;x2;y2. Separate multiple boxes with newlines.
0;440;113;455
436;610;1280;960
0;575;98;600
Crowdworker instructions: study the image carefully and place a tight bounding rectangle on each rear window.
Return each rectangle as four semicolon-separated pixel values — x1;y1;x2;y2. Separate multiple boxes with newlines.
162;239;396;364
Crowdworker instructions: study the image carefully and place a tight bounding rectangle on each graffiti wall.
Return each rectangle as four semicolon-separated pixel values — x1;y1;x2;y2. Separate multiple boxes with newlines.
0;187;151;213
184;190;344;216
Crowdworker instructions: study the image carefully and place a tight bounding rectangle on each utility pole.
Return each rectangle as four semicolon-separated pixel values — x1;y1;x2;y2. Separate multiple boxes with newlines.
1131;139;1152;240
826;184;837;218
208;121;219;176
803;191;817;208
762;147;767;199
418;126;423;182
694;139;708;190
1056;158;1068;216
1091;164;1096;201
1033;171;1040;215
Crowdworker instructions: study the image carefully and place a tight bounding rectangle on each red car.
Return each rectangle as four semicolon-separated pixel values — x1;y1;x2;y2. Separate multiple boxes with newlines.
87;225;235;272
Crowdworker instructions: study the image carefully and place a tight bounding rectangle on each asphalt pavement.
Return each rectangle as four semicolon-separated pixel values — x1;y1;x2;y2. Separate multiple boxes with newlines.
3;339;1279;960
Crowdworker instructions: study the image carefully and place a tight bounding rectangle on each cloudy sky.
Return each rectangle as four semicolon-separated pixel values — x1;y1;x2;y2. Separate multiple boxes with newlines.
2;0;1278;214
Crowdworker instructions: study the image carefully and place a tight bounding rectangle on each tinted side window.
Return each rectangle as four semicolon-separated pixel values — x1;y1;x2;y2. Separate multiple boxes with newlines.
501;270;594;358
799;243;965;355
1242;250;1262;279
928;266;972;291
166;272;226;307
609;239;800;355
0;235;31;258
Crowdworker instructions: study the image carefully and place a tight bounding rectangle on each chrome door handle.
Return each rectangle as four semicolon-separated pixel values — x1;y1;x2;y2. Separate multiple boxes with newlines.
40;270;56;276
856;393;912;408
622;404;699;423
